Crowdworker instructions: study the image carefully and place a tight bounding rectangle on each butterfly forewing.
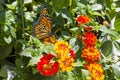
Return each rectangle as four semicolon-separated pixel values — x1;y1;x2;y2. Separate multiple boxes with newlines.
33;7;52;39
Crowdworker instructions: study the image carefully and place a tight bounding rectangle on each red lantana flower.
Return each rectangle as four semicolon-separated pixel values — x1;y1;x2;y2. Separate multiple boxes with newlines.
84;26;92;32
76;15;91;24
69;49;76;58
84;32;97;47
37;54;59;76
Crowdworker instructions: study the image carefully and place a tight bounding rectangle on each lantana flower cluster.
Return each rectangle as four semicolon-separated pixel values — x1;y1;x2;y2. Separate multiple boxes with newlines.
37;40;76;76
77;15;105;80
36;15;105;79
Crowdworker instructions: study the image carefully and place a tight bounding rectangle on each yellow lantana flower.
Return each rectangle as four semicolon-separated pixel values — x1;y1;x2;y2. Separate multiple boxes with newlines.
58;56;75;72
54;40;71;58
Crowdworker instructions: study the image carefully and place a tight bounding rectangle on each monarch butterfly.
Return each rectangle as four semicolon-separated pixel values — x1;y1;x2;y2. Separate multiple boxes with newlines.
33;7;53;39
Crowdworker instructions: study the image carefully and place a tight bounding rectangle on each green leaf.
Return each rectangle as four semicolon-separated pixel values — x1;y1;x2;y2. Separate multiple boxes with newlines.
52;0;69;9
53;14;65;26
81;69;90;80
10;26;16;38
70;27;79;32
114;18;120;32
91;4;102;11
105;0;113;9
69;38;77;47
0;66;7;77
7;69;16;80
28;57;40;66
61;31;70;39
0;10;5;23
6;2;17;9
100;40;112;56
75;59;83;67
20;47;32;58
24;0;32;4
111;64;120;78
0;44;13;60
67;71;75;80
25;12;34;22
100;25;120;40
4;36;12;44
69;38;80;53
113;41;120;50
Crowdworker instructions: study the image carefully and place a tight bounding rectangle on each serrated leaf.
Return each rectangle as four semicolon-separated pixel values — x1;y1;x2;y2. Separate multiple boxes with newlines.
91;4;102;11
113;41;120;50
111;64;120;78
75;59;83;67
100;40;112;56
7;70;16;80
69;38;79;53
69;38;77;47
61;31;70;39
24;0;32;4
52;0;69;9
10;27;16;38
6;2;17;9
28;57;40;66
4;36;12;44
72;45;79;53
100;25;120;40
81;69;90;79
67;71;75;80
70;27;79;32
0;44;13;60
0;66;7;77
53;14;65;26
114;18;120;32
20;48;32;58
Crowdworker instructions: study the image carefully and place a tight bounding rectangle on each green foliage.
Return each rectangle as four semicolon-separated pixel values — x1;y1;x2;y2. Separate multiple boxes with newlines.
0;0;120;80
100;40;112;56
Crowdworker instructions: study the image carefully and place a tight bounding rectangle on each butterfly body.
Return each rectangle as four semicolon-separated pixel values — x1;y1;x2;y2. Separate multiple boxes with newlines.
33;7;52;39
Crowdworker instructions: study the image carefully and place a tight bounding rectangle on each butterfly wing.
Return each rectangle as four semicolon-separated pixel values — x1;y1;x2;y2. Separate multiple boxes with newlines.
33;7;52;39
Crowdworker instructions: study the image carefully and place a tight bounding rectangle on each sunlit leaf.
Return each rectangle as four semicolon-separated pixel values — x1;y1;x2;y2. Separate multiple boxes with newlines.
75;59;83;67
114;18;120;32
113;41;120;50
69;38;76;46
20;48;32;58
0;66;7;77
7;70;16;80
100;25;120;40
91;4;102;11
28;57;40;66
24;0;32;4
4;36;12;44
70;27;79;32
81;69;90;79
6;1;17;9
111;64;120;78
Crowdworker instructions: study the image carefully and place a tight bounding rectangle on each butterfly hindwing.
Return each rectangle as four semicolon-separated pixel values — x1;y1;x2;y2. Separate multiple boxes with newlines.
33;7;52;39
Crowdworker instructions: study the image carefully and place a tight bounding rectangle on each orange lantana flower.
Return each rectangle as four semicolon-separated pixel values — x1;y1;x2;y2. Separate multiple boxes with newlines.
85;62;105;80
76;15;91;24
81;47;101;62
